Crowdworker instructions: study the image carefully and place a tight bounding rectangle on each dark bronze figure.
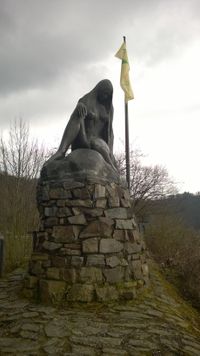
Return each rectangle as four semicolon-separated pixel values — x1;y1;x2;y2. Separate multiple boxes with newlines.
47;79;117;171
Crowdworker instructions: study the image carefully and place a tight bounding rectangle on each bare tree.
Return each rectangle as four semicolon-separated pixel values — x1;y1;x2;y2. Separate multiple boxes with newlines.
116;149;177;216
0;119;47;270
0;119;46;179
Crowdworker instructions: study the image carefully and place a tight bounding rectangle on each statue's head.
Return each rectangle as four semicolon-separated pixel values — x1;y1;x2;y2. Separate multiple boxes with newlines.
96;79;113;105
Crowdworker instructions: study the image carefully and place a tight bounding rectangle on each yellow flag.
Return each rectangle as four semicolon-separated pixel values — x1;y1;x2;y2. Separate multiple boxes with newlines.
115;42;134;102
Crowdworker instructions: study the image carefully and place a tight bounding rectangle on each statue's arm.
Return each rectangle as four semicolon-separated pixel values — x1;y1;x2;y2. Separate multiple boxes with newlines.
79;119;90;147
58;102;87;154
108;106;114;154
44;102;87;164
107;106;118;168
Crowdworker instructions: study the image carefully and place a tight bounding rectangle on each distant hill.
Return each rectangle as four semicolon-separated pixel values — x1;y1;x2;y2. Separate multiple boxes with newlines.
146;192;200;231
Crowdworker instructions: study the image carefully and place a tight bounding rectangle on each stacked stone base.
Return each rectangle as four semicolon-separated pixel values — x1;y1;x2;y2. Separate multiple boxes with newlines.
26;180;149;303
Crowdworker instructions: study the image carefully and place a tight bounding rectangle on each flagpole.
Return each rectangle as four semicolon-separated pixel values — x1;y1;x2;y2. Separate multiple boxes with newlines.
123;36;130;191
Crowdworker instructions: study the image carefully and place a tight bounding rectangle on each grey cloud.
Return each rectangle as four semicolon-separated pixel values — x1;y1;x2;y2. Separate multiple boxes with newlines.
0;0;200;127
0;0;129;96
129;0;200;66
1;0;182;96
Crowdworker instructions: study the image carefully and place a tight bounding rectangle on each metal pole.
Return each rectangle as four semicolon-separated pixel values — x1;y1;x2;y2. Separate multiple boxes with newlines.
0;233;4;277
123;36;130;190
125;100;130;190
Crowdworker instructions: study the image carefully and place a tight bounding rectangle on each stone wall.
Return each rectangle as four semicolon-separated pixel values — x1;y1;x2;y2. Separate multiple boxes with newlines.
27;179;149;303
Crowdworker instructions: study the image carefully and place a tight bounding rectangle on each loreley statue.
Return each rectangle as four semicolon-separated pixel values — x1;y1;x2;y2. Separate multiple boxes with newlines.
46;79;117;172
27;79;150;304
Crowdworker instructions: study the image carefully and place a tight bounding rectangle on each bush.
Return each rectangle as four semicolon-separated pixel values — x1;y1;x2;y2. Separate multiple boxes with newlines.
145;214;200;309
4;233;33;272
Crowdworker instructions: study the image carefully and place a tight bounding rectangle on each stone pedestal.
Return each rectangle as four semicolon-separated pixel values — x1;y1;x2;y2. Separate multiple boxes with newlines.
27;177;149;303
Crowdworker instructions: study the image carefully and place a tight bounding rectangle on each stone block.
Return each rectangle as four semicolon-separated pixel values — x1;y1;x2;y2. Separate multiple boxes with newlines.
57;200;65;207
23;288;36;299
130;260;143;280
105;208;128;219
94;184;106;198
73;225;82;238
36;231;48;244
24;275;38;289
72;207;81;215
65;199;92;207
132;254;140;261
63;181;85;190
99;239;123;254
64;249;81;256
106;256;121;268
61;268;77;283
126;230;136;242
42;260;51;268
86;254;105;267
44;206;58;217
30;261;44;276
44;217;58;227
95;199;107;208
87;184;94;195
95;285;119;302
115;219;133;230
120;198;131;208
72;187;90;200
103;266;124;284
31;253;49;261
68;214;87;225
71;256;84;267
125;242;142;254
132;217;137;228
141;263;149;276
119;286;136;300
41;188;49;201
57;207;71;217
139;253;147;263
124;281;137;288
123;189;130;200
64;243;81;250
42;241;62;251
81;207;103;217
79;218;113;238
121;258;128;267
105;183;115;196
124;266;131;281
61;245;81;256
82;238;99;253
59;218;67;225
52;225;77;243
49;188;72;199
67;284;94;302
98;217;114;226
106;183;122;200
113;229;127;242
108;196;120;207
51;256;67;267
40;279;66;304
46;267;60;280
79;221;100;238
45;227;53;234
79;267;103;283
99;222;113;238
141;240;146;251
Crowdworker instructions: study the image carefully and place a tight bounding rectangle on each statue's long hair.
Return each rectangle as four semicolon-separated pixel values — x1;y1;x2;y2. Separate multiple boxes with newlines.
72;79;114;154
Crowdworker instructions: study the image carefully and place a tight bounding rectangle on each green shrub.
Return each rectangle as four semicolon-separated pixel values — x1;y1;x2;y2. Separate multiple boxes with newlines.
145;214;200;309
4;233;33;272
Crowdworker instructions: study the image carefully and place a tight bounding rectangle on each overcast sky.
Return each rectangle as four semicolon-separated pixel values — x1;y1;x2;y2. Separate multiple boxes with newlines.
0;0;200;193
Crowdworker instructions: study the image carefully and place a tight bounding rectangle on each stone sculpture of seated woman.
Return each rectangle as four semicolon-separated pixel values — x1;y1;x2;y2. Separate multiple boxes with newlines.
47;79;117;171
